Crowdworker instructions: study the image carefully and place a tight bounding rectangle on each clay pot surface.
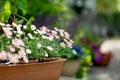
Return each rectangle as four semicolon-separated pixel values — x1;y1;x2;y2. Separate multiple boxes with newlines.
61;59;81;76
0;58;66;80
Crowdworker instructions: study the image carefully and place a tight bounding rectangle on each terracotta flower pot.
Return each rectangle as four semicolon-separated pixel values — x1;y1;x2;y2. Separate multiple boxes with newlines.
100;53;113;67
93;52;113;67
61;59;81;76
19;59;39;64
0;58;66;80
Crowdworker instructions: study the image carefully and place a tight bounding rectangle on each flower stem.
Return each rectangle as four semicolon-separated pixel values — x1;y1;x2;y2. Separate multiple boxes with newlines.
15;14;28;23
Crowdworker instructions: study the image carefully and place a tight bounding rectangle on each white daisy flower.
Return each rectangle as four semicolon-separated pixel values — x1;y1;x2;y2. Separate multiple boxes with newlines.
28;33;34;39
47;36;53;41
67;42;72;48
26;49;32;54
42;35;48;39
23;56;29;63
60;32;64;37
45;53;48;57
31;25;36;30
6;24;11;27
34;31;38;34
60;42;66;48
37;29;42;35
72;50;77;54
0;22;5;26
23;25;27;29
37;43;42;48
17;30;23;35
47;46;53;51
12;22;18;27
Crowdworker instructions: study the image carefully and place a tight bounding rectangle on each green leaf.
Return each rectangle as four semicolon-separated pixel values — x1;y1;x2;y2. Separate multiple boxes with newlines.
85;55;92;63
26;17;35;31
11;5;18;15
17;0;27;15
2;1;11;22
16;19;24;24
0;13;2;22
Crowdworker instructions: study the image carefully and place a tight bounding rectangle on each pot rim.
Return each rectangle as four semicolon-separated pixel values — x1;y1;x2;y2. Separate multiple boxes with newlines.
0;58;66;67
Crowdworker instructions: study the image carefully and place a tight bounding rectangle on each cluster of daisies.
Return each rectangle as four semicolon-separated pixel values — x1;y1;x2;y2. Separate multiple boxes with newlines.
0;22;77;64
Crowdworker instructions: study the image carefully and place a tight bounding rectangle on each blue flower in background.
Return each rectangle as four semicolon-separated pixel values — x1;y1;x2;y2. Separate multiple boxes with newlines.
73;45;83;59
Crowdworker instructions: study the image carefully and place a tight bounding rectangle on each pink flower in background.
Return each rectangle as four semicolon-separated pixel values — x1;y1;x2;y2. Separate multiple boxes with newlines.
12;38;19;46
6;24;11;27
51;30;59;39
51;30;57;36
7;52;13;59
39;26;48;34
64;32;70;39
9;46;15;52
67;42;73;48
12;38;24;46
23;56;29;63
19;39;24;46
0;51;7;60
18;47;26;58
10;54;19;64
2;27;13;38
40;26;47;31
64;32;70;37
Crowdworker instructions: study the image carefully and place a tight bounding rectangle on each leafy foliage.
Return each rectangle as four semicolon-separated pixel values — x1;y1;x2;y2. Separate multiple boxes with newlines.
0;0;28;23
96;0;118;14
26;0;63;17
17;0;27;15
73;29;98;78
2;1;11;22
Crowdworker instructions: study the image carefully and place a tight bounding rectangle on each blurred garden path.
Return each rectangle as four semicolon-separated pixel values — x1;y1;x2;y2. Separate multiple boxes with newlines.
60;39;120;80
